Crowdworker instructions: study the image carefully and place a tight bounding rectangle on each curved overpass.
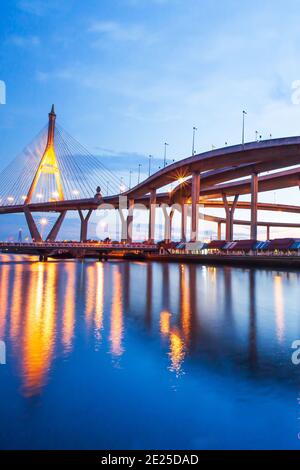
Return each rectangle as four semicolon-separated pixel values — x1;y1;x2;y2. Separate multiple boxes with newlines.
2;136;300;243
122;136;300;242
125;136;300;198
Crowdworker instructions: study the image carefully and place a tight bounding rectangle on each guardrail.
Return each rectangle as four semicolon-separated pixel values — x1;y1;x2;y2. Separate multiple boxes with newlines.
0;242;158;250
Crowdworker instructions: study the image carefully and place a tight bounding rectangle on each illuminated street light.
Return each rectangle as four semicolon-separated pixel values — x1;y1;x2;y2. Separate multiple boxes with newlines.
7;196;14;202
71;190;79;196
178;177;185;185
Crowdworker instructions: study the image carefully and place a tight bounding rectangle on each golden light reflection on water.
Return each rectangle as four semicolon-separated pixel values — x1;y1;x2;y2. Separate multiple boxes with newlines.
84;262;104;344
95;262;104;333
180;265;191;343
9;261;24;348
160;311;171;337
62;263;76;353
169;328;185;376
110;268;124;357
160;309;185;376
0;256;295;399
0;258;11;339
22;262;57;396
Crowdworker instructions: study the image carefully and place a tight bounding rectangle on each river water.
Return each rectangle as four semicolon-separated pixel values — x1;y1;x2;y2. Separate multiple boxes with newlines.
0;254;300;449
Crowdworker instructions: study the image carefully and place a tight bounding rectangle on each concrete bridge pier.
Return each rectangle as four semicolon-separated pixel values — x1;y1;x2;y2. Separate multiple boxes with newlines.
217;222;222;240
190;172;200;242
46;211;67;241
126;198;134;243
162;205;175;243
251;172;258;239
148;189;156;243
24;206;42;242
222;194;239;241
181;200;187;242
78;209;92;242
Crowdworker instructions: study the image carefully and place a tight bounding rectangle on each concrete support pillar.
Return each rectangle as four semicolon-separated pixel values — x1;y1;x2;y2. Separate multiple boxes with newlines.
46;211;67;241
217;222;222;240
119;196;129;242
126;198;134;243
190;172;200;242
222;194;239;241
24;206;42;242
181;200;187;242
78;209;93;242
162;206;175;243
251;172;258;240
148;189;156;243
169;209;175;242
266;225;270;240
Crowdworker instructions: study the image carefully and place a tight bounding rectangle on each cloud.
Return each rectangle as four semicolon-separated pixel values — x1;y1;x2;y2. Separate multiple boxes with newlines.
125;0;171;5
17;0;50;15
88;20;157;44
17;0;63;16
9;35;40;47
35;69;74;82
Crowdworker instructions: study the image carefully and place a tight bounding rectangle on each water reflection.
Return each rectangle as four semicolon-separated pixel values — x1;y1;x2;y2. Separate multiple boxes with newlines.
180;265;191;344
0;257;10;339
169;328;185;376
22;262;57;396
160;311;171;337
62;263;76;353
0;256;298;399
95;262;104;338
274;275;285;343
110;267;124;357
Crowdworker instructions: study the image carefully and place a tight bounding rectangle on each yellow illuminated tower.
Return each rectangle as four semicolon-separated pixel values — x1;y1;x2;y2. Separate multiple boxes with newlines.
26;105;64;204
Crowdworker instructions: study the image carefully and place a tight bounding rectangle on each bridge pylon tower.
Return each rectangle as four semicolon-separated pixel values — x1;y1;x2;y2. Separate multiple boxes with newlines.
25;104;64;204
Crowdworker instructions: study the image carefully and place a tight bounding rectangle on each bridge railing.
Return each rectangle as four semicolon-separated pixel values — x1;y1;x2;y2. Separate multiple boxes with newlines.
0;241;158;249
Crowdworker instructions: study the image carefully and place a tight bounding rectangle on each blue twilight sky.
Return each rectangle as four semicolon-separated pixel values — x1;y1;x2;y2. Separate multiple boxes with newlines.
1;0;300;238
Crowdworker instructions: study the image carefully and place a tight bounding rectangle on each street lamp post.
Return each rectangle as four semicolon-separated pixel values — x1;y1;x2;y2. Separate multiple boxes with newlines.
163;142;169;168
138;164;142;184
129;169;132;189
120;177;125;193
148;155;152;177
192;126;197;155
242;110;247;147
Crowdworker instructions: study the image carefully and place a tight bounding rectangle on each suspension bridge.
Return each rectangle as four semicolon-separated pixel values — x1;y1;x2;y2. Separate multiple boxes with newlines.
1;105;300;259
